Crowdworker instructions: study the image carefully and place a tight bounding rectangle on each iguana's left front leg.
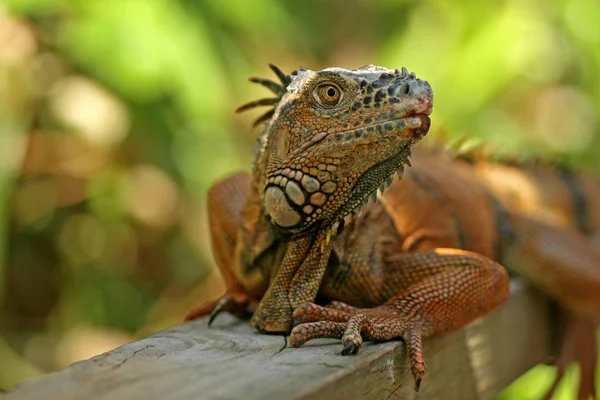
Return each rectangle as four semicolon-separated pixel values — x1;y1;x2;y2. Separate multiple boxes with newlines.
184;173;256;323
289;248;510;390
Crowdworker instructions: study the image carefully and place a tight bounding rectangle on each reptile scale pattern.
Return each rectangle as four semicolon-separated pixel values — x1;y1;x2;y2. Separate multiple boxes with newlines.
184;65;600;397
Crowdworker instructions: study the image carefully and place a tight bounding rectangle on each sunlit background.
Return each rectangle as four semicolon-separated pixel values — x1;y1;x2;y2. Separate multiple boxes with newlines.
0;0;599;398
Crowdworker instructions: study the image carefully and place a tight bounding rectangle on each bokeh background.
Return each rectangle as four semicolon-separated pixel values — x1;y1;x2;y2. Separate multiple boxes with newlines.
1;0;599;398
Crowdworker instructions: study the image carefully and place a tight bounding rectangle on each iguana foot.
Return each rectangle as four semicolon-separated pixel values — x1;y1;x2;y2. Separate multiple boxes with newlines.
184;292;255;326
289;302;425;391
543;314;597;400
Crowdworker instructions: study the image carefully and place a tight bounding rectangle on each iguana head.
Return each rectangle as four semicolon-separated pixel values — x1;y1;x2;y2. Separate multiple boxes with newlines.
241;65;433;235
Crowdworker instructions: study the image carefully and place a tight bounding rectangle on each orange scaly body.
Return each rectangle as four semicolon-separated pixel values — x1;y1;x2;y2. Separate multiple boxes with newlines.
185;65;600;398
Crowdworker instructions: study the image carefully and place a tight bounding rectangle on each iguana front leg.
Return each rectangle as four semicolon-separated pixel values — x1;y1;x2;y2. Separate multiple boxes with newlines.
250;228;336;332
289;248;510;390
184;173;258;323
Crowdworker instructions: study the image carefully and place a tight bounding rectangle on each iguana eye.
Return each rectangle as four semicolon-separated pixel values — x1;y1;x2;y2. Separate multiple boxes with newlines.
315;83;342;106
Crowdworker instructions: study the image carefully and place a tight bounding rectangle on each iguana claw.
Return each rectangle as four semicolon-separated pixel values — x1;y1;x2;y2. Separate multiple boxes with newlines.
341;342;359;355
207;297;228;327
184;292;254;324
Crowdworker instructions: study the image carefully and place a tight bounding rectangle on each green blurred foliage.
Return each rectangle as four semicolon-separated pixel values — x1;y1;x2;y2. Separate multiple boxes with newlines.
0;0;598;397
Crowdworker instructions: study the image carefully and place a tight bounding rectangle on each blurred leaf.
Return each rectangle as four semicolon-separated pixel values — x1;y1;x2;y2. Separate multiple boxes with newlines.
4;0;66;16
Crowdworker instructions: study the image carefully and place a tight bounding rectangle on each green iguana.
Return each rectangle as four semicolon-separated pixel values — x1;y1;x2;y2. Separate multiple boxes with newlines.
185;64;600;399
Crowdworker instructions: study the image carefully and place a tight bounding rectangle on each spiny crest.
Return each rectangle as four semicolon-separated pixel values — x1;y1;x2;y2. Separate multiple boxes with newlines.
236;64;297;127
318;160;408;253
357;65;415;79
236;64;418;127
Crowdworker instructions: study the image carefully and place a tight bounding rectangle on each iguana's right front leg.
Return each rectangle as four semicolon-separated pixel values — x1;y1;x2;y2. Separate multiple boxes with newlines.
290;248;511;390
184;173;256;323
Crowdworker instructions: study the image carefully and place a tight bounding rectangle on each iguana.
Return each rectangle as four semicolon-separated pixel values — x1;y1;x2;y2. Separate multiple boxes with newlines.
184;64;600;399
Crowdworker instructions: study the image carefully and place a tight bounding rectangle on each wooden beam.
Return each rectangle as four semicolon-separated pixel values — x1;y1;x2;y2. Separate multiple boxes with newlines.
6;281;552;400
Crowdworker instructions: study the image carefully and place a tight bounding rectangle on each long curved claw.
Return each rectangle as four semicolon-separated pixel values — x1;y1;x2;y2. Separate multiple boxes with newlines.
184;292;253;325
184;298;219;322
414;375;423;392
341;342;359;355
207;297;228;327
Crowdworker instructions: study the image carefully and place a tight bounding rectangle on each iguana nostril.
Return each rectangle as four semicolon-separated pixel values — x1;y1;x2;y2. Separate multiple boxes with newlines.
401;82;410;95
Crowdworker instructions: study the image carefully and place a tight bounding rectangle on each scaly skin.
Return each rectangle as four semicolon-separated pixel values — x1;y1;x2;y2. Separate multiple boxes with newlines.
185;65;600;397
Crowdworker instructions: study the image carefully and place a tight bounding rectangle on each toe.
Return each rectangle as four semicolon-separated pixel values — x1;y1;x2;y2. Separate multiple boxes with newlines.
325;301;359;314
341;341;360;355
289;321;346;347
185;292;251;324
184;299;219;322
208;297;230;326
293;302;352;323
340;315;368;355
404;328;426;392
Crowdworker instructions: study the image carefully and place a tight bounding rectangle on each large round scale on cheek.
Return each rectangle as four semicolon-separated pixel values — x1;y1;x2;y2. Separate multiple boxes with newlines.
285;181;305;205
301;175;320;193
322;181;337;193
310;192;327;206
264;186;302;227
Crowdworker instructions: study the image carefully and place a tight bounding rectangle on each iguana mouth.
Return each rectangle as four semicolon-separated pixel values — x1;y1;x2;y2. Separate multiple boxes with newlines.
329;114;431;143
413;114;431;137
289;114;430;157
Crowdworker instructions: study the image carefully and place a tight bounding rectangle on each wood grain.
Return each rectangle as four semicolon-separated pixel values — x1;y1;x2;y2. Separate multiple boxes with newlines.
7;280;552;400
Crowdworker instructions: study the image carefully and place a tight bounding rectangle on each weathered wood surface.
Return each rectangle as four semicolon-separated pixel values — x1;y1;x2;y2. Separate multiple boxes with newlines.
7;281;552;400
